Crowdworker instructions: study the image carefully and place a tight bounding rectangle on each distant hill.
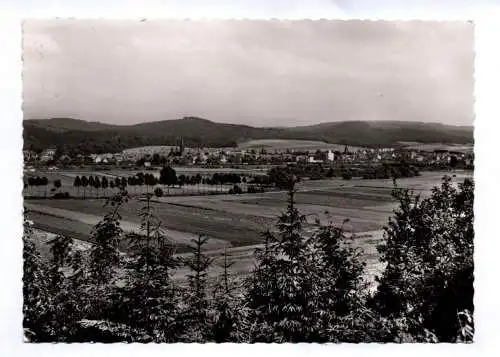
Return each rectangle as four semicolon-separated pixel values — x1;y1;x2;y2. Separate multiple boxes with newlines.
25;118;118;132
23;117;473;154
289;121;473;148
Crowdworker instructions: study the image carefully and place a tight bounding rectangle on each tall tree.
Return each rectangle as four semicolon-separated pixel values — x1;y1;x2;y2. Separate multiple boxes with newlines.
41;176;49;197
101;176;109;197
373;176;474;342
245;177;319;342
74;176;81;198
88;176;95;197
23;216;51;341
53;179;62;192
182;234;213;342
81;176;88;199
94;176;102;199
86;188;128;318
209;247;248;342
121;193;181;342
159;166;177;187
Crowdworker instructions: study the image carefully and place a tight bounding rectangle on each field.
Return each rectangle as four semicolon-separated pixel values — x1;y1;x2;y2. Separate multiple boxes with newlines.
398;141;474;153
25;170;473;284
238;139;364;151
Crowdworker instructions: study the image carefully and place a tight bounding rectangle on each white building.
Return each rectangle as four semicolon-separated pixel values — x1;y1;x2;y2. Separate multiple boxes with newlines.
40;148;56;162
327;150;335;162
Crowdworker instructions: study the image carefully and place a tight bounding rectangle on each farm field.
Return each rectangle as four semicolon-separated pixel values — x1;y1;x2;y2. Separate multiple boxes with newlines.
238;139;364;151
25;170;472;283
398;141;474;153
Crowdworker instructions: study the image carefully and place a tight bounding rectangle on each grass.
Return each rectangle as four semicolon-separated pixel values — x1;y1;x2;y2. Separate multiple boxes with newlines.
25;170;472;283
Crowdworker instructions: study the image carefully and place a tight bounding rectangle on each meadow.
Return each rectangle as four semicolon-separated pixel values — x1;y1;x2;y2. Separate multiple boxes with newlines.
24;169;472;283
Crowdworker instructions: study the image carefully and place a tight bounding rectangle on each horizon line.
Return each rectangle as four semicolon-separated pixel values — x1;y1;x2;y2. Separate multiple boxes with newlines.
23;116;474;129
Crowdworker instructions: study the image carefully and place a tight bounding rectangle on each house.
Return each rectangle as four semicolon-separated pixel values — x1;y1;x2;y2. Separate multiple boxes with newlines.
23;150;37;162
59;154;72;163
40;148;56;162
308;156;323;163
295;155;308;163
327;150;335;162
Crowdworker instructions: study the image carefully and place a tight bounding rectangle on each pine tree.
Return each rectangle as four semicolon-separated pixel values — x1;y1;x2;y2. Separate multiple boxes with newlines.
209;247;248;342
182;234;213;342
308;222;390;342
245;177;319;342
121;193;181;342
86;188;128;319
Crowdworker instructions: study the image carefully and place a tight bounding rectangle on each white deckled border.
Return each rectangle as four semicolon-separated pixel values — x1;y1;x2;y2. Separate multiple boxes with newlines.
1;1;500;357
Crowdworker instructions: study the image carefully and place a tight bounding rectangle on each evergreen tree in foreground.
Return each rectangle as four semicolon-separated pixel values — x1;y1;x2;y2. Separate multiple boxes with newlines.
182;234;213;342
120;193;182;342
245;177;319;342
209;247;248;342
23;216;52;341
85;188;128;320
373;176;474;342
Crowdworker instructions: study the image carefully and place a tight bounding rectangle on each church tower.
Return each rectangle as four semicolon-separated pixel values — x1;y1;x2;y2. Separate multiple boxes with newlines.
179;137;185;155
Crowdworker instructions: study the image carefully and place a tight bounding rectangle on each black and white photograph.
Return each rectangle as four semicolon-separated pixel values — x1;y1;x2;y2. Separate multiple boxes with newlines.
21;19;474;343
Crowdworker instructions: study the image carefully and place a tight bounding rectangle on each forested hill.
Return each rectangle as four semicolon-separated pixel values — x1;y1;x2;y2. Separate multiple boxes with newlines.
23;117;473;154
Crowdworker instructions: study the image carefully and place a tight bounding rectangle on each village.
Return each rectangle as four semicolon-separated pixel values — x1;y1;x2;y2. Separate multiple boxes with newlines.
24;139;474;171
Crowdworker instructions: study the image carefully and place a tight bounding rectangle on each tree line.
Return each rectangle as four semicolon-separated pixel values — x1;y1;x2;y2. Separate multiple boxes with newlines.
266;162;422;188
23;175;474;343
24;176;63;197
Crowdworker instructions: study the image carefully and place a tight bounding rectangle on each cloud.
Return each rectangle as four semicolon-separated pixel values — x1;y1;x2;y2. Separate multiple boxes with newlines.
22;20;474;126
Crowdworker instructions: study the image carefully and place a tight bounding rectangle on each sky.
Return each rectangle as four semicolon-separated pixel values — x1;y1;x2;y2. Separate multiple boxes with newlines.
22;19;474;127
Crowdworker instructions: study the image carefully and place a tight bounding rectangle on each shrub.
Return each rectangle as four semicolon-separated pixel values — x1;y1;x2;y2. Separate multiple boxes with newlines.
342;170;352;180
154;187;164;197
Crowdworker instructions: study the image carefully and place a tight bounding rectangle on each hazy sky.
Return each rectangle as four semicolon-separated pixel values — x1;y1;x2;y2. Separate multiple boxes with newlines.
22;19;474;126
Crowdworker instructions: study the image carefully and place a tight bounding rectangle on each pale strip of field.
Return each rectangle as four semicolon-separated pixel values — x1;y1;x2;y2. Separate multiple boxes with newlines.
238;139;365;151
398;142;474;152
25;202;229;251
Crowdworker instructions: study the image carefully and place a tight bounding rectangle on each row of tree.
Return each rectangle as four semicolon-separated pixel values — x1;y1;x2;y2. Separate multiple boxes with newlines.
267;162;422;187
72;175;125;199
24;176;62;197
23;175;474;342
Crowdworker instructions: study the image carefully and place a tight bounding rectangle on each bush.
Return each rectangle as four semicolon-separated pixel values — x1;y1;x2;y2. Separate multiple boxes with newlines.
247;185;257;194
154;187;163;197
342;170;352;180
